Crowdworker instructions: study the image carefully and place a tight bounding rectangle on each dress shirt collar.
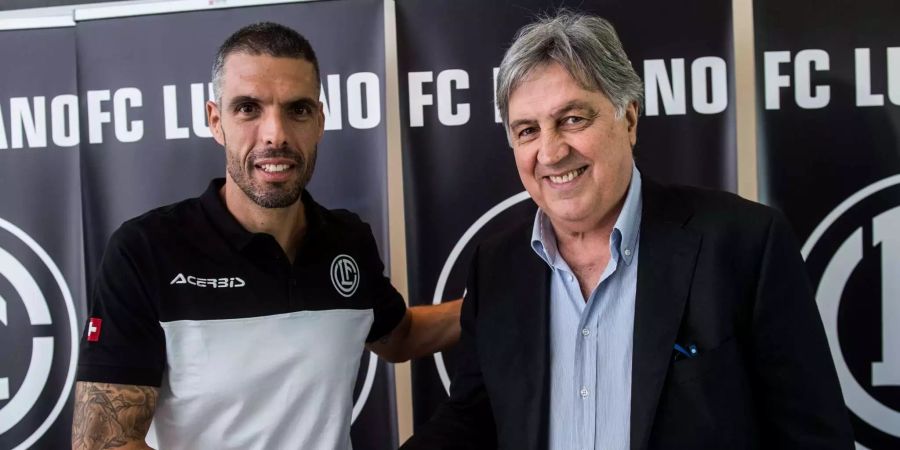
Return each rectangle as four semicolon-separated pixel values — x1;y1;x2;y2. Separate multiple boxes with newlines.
531;164;642;267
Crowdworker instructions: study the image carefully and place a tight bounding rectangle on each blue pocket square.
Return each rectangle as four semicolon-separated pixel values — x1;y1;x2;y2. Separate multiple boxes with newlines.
673;343;699;361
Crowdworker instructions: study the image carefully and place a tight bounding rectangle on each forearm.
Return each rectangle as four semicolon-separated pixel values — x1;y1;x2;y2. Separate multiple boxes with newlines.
72;381;158;450
99;443;153;450
371;299;462;362
405;299;462;359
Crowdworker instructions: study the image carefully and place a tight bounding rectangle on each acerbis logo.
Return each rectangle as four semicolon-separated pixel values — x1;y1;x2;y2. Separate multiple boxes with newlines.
432;191;532;393
330;254;359;298
803;174;900;448
0;217;77;450
169;273;246;288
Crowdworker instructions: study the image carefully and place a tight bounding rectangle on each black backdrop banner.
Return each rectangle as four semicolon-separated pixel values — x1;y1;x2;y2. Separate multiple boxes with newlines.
755;1;900;448
396;0;736;426
0;1;396;448
0;23;84;450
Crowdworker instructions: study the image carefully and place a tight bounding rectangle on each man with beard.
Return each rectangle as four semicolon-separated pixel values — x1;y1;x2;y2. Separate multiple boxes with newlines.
72;22;461;450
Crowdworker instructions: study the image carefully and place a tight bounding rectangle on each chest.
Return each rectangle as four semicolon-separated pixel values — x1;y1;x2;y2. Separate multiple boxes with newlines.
160;309;373;396
558;243;611;298
151;237;382;322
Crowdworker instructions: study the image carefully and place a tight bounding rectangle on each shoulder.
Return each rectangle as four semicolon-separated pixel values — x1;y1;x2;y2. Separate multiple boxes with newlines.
108;197;203;255
650;182;784;236
320;206;368;229
317;206;375;240
311;205;387;263
468;211;537;266
644;182;800;263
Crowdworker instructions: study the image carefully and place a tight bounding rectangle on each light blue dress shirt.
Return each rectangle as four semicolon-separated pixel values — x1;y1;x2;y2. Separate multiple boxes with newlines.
531;165;642;450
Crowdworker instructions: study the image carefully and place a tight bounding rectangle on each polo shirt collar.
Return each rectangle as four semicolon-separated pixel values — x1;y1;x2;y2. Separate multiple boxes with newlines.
199;178;325;253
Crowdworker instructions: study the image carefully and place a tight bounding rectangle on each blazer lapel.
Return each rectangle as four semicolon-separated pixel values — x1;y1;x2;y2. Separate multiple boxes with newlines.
504;221;551;450
630;181;701;450
492;221;550;450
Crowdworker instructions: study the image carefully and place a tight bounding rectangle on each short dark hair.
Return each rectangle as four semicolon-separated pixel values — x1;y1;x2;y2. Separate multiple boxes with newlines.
211;22;320;103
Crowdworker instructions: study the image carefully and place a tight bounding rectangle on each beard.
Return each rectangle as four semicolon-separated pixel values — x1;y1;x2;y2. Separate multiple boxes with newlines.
226;145;317;209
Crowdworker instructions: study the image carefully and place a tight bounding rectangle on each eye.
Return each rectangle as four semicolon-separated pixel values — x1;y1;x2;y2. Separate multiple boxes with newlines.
562;116;585;126
235;103;258;115
291;103;313;117
517;126;538;139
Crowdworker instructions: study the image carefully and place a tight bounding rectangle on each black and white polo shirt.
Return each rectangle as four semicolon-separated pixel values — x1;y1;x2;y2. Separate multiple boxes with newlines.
77;178;406;450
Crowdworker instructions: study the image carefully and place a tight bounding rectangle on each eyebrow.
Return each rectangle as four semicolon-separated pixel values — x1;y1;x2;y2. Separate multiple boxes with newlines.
508;117;536;131
286;98;319;110
228;95;319;110
552;100;597;119
228;95;260;110
507;100;598;130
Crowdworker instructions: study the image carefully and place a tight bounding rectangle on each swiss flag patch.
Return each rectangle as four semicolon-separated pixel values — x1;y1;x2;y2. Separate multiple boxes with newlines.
87;318;102;342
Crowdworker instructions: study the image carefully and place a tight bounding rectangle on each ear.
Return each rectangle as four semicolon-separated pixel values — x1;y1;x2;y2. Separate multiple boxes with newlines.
316;100;326;141
207;100;225;146
625;101;639;147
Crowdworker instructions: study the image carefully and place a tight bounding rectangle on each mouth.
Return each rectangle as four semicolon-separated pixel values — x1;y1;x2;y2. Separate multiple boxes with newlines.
545;166;588;185
252;156;299;181
257;163;294;173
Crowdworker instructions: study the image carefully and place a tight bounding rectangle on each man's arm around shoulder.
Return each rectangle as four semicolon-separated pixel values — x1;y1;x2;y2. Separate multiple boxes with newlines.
367;299;462;363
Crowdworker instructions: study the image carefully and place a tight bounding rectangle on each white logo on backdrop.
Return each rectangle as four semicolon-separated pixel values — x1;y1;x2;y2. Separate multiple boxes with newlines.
802;174;900;446
432;191;531;393
330;255;360;298
0;217;77;450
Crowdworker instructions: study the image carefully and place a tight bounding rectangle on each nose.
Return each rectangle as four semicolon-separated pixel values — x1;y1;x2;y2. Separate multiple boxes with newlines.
260;110;288;148
536;129;569;166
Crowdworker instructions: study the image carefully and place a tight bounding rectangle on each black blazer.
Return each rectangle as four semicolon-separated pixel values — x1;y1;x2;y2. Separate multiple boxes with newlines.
403;180;854;450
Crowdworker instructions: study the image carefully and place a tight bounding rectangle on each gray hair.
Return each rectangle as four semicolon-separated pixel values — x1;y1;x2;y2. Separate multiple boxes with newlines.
495;11;643;131
211;22;320;104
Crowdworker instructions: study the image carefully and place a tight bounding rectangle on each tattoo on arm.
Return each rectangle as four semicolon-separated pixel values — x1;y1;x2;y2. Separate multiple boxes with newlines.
72;381;158;450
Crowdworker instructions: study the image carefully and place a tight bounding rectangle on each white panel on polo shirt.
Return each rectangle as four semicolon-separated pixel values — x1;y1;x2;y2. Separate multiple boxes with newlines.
147;308;374;450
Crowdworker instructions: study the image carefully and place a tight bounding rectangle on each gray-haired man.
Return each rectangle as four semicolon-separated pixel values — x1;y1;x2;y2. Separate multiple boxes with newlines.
403;11;853;450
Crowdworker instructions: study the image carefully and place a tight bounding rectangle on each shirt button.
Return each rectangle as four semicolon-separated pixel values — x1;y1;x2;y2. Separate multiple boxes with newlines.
580;387;589;398
581;328;590;337
567;274;575;282
624;248;632;256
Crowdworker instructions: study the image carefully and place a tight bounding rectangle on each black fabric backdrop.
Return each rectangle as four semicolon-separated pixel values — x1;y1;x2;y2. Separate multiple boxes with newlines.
1;1;397;448
755;1;900;448
0;24;83;450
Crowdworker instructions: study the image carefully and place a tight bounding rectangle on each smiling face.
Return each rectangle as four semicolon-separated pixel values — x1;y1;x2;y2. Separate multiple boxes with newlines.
207;52;324;209
507;62;638;234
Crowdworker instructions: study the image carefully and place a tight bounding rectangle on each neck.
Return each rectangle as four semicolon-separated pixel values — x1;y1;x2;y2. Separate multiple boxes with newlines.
552;168;632;254
221;180;307;262
551;201;622;249
549;199;625;300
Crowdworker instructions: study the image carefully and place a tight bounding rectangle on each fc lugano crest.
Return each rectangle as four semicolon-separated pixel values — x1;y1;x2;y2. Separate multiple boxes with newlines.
331;254;360;298
0;218;77;450
802;175;900;448
432;191;534;392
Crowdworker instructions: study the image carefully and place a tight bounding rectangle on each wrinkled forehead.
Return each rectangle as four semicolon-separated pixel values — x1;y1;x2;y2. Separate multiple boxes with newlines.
519;60;602;94
510;62;609;110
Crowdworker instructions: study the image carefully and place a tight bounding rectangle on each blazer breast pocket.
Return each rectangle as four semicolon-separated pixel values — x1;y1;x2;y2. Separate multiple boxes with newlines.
668;337;740;384
651;337;756;450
